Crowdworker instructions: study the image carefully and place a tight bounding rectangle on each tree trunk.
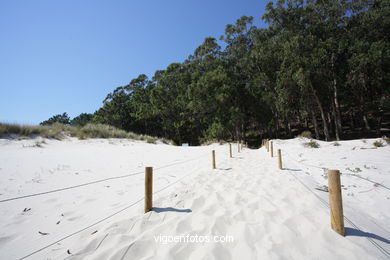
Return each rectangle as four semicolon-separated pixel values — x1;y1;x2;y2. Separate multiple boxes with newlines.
349;111;355;130
328;112;334;137
235;124;240;141
241;123;244;142
311;110;320;140
331;101;340;140
284;117;292;138
331;53;343;138
359;94;371;131
312;88;330;141
376;116;382;136
363;114;371;131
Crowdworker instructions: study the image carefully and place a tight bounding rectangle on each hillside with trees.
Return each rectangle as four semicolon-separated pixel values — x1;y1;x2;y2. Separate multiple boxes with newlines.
43;0;390;145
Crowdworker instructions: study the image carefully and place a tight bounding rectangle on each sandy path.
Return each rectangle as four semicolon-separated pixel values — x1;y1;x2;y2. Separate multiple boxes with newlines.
55;147;385;260
1;139;389;259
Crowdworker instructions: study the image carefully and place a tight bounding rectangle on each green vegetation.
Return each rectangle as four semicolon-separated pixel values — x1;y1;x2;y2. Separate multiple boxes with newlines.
40;112;93;127
40;112;71;126
0;123;71;140
39;1;389;145
373;140;384;147
0;122;169;143
71;113;93;127
303;140;320;148
0;123;41;136
76;124;129;139
346;167;362;173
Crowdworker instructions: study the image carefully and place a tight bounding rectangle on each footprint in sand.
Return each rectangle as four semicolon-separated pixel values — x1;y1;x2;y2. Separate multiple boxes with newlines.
202;205;216;216
191;196;205;210
44;198;58;203
174;219;193;233
212;243;233;260
83;197;97;203
67;215;82;222
0;235;17;247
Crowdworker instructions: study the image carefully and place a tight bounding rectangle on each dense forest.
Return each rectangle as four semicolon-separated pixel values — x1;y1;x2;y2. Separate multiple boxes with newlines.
43;0;390;145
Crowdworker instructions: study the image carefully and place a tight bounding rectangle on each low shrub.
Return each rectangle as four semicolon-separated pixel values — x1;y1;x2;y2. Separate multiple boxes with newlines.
0;123;41;136
145;136;157;144
303;140;320;148
201;139;222;146
0;122;171;144
76;124;129;139
373;140;384;147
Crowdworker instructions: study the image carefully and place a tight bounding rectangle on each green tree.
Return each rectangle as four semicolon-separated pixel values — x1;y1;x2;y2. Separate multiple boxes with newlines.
71;113;93;127
40;112;71;125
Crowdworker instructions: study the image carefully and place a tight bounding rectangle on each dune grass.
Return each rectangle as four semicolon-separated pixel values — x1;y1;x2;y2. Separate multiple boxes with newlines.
373;140;384;147
0;122;172;144
303;139;320;148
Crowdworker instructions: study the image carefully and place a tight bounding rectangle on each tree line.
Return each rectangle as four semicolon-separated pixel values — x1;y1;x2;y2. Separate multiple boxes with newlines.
42;0;389;145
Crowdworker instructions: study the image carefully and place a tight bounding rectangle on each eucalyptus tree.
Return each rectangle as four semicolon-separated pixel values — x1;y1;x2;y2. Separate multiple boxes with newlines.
150;63;194;144
346;0;390;132
220;16;257;141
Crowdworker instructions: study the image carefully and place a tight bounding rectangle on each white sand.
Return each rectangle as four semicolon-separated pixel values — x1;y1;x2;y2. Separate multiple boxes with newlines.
0;137;389;259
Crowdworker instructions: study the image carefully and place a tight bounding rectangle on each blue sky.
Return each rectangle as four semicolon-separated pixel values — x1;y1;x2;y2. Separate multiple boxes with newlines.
0;0;268;124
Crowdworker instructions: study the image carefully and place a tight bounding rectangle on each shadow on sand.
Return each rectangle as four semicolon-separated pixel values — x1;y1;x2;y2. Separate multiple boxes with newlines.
345;227;390;244
282;168;302;172
152;207;192;213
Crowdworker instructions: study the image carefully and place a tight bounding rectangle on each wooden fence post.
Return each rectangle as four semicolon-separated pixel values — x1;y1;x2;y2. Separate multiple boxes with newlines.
266;140;269;152
238;141;240;153
212;150;216;169
328;169;345;236
278;149;282;169
229;143;232;158
144;167;153;213
270;141;273;157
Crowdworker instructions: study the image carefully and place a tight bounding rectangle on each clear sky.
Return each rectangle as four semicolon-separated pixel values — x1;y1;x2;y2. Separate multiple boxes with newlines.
0;0;268;125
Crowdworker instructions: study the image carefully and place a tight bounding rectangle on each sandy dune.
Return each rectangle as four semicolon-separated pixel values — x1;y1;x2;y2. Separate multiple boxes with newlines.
0;137;389;259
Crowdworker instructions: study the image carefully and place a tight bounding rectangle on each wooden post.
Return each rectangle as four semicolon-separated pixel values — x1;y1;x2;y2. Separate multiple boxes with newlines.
328;170;345;236
237;141;240;153
144;167;153;213
266;140;269;152
212;150;216;169
278;149;282;169
229;143;232;158
270;141;273;157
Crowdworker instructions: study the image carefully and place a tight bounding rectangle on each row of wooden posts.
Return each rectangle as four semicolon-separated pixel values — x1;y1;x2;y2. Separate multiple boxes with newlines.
144;139;345;236
261;139;345;236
